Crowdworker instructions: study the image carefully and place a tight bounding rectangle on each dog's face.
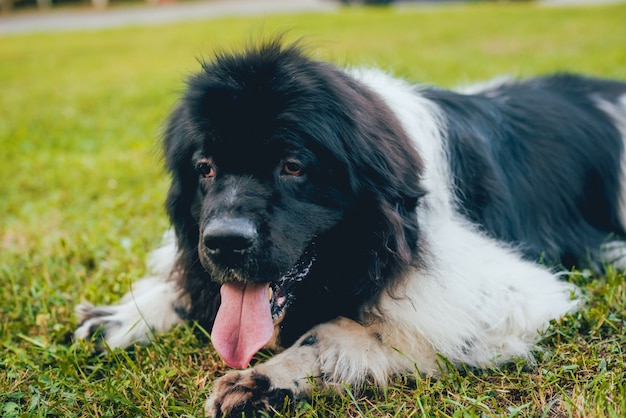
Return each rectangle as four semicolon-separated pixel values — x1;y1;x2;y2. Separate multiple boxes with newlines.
175;55;359;312
164;43;363;368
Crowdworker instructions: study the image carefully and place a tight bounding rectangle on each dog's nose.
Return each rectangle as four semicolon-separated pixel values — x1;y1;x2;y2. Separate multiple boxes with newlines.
202;218;257;256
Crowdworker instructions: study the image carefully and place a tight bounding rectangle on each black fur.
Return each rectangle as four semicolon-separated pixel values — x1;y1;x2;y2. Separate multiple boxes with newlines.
423;74;626;267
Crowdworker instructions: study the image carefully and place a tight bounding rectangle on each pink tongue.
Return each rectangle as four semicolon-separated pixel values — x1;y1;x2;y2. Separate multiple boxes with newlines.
211;282;274;369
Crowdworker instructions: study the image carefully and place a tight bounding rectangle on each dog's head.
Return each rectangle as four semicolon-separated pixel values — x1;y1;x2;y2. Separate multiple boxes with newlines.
163;40;425;368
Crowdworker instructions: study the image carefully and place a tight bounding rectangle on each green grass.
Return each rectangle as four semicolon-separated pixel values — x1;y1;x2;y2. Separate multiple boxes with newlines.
2;2;626;416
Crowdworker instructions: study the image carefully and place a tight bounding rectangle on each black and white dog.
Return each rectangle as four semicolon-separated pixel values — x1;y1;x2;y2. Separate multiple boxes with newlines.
75;40;626;416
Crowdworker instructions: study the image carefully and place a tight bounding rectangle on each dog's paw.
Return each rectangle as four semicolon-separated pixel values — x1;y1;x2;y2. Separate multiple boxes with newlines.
75;303;120;341
74;302;151;349
205;369;293;417
74;277;185;349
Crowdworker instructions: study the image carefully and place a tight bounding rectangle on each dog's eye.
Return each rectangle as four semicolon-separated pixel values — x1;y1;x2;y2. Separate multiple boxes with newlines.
282;160;304;177
196;159;216;179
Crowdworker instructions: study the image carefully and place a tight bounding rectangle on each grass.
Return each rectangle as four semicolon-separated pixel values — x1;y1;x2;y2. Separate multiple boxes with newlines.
1;1;626;416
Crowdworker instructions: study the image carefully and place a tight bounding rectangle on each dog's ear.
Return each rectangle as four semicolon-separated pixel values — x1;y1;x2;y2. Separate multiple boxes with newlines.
162;105;202;253
328;72;426;277
302;67;425;297
350;112;426;287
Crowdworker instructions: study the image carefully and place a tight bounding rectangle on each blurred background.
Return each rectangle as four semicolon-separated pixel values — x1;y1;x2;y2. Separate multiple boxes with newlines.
2;0;608;17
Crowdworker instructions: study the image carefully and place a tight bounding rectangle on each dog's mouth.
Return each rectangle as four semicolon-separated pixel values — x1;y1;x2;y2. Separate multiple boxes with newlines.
210;247;316;369
269;247;315;320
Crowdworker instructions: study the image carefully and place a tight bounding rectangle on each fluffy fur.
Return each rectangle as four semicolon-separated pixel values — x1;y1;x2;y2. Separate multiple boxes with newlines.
75;40;626;416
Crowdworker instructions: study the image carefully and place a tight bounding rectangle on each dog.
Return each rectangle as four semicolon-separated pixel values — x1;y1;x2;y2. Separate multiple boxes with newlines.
75;39;626;416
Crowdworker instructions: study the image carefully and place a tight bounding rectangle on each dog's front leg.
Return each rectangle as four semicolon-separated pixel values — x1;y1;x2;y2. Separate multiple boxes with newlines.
205;316;411;417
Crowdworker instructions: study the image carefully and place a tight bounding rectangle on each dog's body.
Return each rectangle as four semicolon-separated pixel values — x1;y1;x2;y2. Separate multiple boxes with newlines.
75;41;626;416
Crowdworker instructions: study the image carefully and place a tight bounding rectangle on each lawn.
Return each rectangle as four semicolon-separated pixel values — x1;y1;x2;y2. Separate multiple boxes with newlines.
1;1;626;416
